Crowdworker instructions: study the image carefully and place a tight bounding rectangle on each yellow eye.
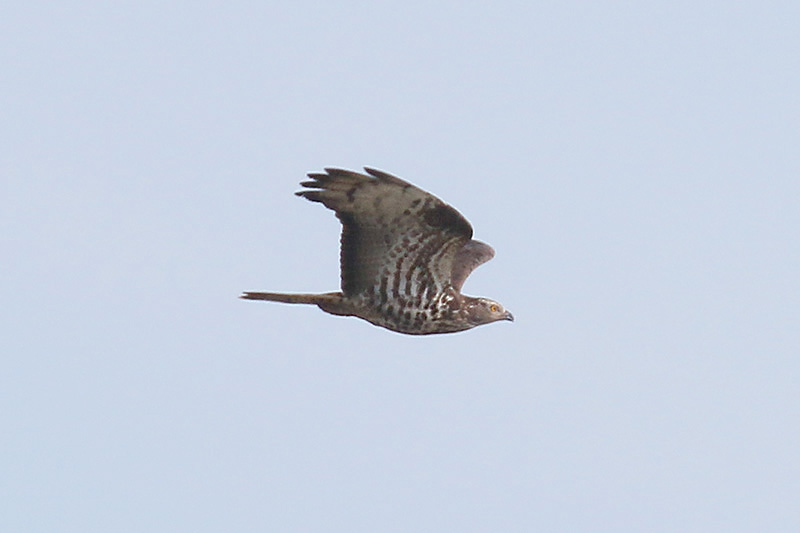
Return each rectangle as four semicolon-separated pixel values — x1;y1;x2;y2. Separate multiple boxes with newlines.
490;304;499;313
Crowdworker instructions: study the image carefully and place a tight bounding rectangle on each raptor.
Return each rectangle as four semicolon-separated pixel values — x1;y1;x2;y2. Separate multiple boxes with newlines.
241;167;513;334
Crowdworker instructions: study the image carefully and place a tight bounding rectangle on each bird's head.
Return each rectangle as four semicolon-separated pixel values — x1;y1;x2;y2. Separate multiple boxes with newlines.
465;297;514;326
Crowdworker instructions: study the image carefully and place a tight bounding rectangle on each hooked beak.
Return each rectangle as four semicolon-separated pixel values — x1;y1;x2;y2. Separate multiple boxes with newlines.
504;311;514;322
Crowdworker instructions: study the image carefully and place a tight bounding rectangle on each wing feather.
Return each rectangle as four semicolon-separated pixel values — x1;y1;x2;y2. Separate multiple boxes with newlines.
296;168;474;297
451;240;496;291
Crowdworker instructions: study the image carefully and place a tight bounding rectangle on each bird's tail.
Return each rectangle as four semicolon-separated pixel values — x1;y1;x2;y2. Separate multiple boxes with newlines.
239;291;351;315
240;291;324;304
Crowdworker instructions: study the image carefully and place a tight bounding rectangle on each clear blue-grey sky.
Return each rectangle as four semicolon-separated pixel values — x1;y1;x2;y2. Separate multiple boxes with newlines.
3;2;798;531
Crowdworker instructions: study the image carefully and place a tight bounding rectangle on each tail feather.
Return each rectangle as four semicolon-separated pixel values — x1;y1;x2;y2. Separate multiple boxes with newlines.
240;292;325;305
240;291;351;316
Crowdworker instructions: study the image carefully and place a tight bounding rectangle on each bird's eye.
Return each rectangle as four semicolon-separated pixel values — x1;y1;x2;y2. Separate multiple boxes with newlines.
490;304;499;313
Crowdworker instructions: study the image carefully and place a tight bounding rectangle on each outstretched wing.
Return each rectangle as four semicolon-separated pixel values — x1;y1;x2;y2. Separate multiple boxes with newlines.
297;168;480;302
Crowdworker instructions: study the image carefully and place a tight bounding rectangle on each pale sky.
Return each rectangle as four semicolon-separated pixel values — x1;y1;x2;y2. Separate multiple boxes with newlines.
3;2;799;531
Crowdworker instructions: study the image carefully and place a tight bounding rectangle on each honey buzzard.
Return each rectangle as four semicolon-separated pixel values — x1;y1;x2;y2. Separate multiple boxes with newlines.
241;167;513;334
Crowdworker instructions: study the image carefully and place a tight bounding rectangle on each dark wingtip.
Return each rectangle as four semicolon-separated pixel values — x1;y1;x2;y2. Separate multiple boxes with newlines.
363;167;410;186
322;167;359;178
296;190;323;202
363;167;384;177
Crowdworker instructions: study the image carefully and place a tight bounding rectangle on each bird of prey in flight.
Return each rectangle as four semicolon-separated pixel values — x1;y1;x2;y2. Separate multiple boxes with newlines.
241;167;513;334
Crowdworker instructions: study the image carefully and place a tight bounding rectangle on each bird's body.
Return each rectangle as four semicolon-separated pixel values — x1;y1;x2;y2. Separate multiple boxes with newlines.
241;168;512;335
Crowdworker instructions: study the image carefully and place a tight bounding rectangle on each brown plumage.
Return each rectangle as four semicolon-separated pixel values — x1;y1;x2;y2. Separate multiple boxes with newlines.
241;167;513;334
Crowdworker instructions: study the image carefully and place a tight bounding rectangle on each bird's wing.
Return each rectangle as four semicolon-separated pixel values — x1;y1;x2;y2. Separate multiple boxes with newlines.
297;168;475;301
450;240;496;292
